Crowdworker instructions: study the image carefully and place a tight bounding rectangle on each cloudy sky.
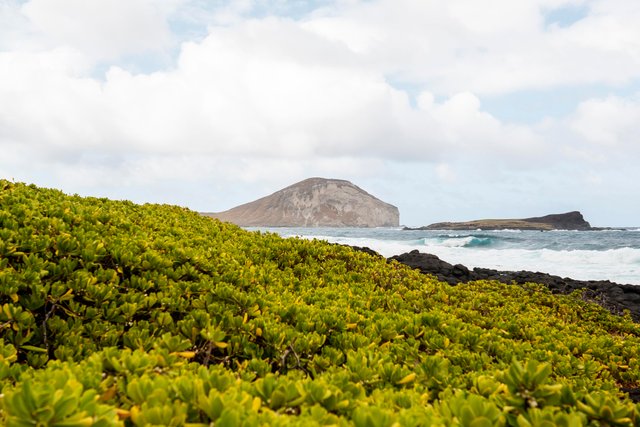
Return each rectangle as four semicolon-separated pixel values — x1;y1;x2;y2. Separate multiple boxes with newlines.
1;0;639;227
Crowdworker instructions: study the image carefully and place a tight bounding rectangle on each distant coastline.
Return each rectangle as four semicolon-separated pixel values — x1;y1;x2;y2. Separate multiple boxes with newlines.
405;211;597;231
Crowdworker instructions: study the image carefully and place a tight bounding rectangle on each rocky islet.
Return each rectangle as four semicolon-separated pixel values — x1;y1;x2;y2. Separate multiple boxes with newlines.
204;177;399;227
409;211;594;231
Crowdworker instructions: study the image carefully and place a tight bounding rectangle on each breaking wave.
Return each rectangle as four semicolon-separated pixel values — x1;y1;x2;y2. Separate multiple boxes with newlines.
248;227;640;285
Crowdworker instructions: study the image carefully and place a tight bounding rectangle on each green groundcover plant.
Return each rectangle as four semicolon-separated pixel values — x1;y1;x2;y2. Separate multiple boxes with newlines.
1;179;640;426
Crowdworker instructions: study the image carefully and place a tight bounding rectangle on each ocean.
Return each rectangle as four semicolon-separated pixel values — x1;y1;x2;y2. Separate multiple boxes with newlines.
246;227;640;285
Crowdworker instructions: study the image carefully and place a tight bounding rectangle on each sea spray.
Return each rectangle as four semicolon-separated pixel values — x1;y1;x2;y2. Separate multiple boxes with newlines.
247;227;640;285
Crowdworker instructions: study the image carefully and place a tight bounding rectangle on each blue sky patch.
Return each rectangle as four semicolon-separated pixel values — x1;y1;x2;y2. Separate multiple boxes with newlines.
543;3;589;28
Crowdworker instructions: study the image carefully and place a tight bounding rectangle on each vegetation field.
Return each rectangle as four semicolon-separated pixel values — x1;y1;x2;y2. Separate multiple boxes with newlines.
1;179;640;426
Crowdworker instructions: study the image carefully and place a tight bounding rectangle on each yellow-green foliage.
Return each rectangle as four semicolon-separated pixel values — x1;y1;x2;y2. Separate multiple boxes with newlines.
1;179;640;426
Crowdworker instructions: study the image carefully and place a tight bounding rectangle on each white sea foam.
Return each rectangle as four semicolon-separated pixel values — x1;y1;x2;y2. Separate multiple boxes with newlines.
440;237;476;247
292;234;640;285
250;227;640;285
432;247;640;285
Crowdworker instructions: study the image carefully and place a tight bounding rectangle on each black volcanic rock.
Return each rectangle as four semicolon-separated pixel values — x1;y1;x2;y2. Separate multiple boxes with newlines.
352;245;640;400
389;250;640;321
382;248;640;402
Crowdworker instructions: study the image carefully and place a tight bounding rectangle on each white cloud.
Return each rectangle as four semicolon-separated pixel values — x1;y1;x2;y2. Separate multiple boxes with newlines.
2;0;640;226
569;95;640;148
303;0;640;95
0;49;104;151
18;0;180;61
417;92;543;163
209;0;255;25
0;15;547;169
0;0;32;51
435;163;457;183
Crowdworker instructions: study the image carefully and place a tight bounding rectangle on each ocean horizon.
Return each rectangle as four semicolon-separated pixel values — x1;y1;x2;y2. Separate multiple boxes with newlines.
246;227;640;286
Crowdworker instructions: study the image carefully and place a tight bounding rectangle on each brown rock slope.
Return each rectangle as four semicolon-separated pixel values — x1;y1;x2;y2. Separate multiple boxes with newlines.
204;178;399;227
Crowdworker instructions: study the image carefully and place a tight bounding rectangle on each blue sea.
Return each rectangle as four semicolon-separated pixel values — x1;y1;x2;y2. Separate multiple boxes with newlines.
246;227;640;285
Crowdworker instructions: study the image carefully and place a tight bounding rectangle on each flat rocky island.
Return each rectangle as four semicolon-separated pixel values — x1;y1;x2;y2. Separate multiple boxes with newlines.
407;211;593;231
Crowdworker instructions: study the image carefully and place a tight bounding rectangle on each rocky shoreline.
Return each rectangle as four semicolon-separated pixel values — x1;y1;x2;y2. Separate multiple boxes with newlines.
389;250;640;321
350;246;640;321
347;247;640;401
388;250;640;401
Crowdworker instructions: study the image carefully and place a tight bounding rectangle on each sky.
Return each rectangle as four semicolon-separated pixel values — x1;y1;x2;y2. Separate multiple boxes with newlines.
1;0;640;227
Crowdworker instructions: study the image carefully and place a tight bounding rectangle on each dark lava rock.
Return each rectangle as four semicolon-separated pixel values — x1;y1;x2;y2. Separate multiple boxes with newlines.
621;387;640;403
389;250;640;321
349;246;385;258
387;249;640;403
523;211;591;230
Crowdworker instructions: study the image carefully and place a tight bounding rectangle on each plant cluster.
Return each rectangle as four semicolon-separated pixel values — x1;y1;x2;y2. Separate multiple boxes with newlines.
1;179;640;426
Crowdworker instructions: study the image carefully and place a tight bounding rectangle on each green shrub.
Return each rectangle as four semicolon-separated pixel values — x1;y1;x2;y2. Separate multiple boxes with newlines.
1;179;640;426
